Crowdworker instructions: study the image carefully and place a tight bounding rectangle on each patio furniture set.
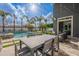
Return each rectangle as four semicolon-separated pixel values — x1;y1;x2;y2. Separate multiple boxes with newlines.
13;35;59;56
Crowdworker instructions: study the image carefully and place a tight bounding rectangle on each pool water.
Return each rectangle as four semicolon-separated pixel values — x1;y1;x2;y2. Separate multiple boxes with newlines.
14;31;34;38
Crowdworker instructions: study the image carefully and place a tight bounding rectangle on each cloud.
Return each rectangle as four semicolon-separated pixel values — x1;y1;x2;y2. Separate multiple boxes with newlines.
46;12;52;18
42;12;53;24
8;3;17;11
42;12;52;19
17;5;26;15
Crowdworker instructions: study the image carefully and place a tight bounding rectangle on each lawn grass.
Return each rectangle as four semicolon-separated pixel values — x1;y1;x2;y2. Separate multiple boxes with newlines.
3;40;20;48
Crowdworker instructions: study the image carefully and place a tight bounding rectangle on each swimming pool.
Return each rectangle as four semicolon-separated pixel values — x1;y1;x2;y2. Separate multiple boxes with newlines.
14;31;34;38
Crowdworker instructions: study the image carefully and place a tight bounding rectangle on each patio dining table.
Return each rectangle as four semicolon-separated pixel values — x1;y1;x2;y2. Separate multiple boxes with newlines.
14;34;58;56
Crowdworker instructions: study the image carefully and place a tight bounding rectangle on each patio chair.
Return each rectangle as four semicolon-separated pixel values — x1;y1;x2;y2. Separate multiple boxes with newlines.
36;39;54;56
14;41;31;56
59;32;67;42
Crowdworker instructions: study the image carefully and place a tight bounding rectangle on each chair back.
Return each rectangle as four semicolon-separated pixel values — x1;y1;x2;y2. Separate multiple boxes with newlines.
43;39;53;52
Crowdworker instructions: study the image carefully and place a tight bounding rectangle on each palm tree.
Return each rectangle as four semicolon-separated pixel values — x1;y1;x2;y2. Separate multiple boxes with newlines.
36;16;43;31
34;16;38;31
30;17;37;31
20;15;31;31
44;18;48;24
0;10;5;32
30;17;35;24
13;14;16;32
0;10;11;32
20;16;23;31
50;15;56;23
38;16;47;32
44;18;48;33
26;17;35;31
4;13;11;32
26;23;34;31
26;16;30;24
22;15;30;30
35;16;39;31
19;15;27;32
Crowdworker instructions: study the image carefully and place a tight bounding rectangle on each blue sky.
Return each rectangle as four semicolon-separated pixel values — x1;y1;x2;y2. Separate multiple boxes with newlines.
0;3;53;25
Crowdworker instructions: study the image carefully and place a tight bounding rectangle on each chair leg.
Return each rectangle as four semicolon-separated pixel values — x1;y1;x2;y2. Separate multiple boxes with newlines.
51;40;54;56
15;43;19;56
36;50;38;56
31;50;34;56
15;44;17;56
20;40;22;49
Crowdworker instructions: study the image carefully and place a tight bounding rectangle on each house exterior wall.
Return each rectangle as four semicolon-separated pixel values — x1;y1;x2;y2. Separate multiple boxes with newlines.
53;3;79;37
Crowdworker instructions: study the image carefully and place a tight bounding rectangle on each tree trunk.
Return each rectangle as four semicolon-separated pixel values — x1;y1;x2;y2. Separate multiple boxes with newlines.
39;21;41;31
3;15;6;32
14;15;15;32
21;19;23;32
35;24;36;31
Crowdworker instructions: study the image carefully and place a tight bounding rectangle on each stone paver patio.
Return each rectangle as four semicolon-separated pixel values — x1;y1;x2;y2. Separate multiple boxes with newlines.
0;39;79;56
0;46;15;56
